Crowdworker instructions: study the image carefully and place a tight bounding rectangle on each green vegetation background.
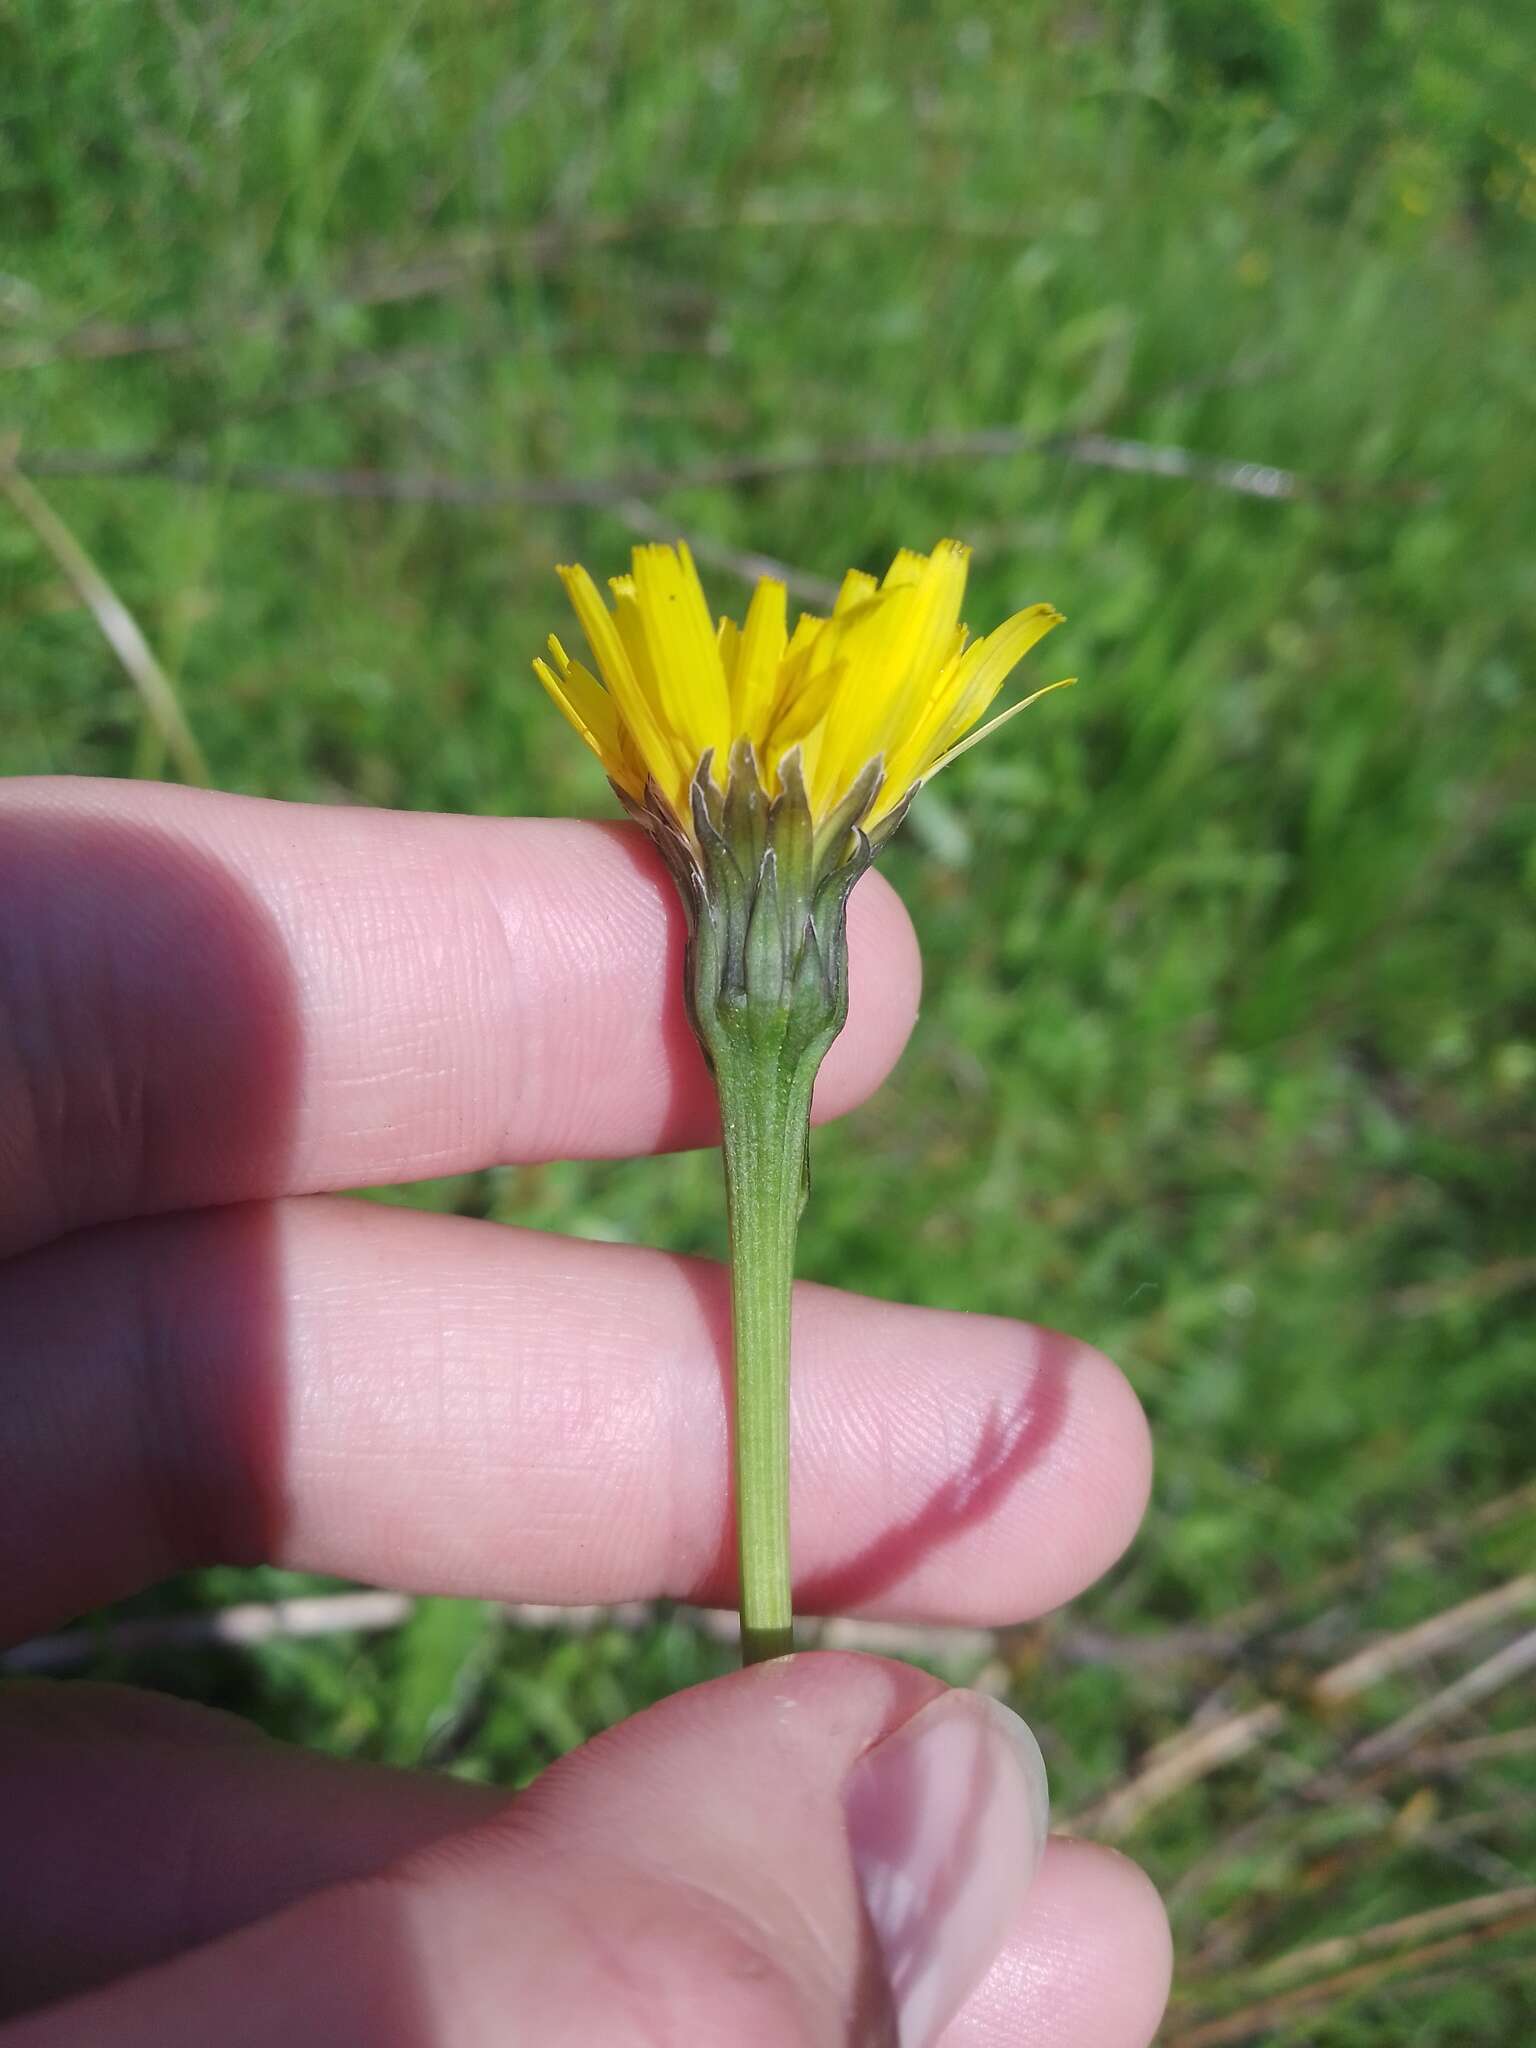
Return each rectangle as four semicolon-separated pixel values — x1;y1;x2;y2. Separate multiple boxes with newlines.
4;1;1534;2039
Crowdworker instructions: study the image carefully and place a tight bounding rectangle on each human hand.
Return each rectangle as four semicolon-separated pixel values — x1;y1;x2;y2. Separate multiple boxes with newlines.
0;778;1169;2045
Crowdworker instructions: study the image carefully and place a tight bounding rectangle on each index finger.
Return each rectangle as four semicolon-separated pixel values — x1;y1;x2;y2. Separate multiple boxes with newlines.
0;779;920;1256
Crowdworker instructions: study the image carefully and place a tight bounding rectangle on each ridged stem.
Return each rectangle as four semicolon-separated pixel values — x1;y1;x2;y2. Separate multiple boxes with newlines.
714;1035;816;1664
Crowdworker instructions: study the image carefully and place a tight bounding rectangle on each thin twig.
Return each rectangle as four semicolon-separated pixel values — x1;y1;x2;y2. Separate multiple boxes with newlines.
1;1593;1007;1677
0;453;208;783
492;1601;1001;1667
12;423;1430;511
1;1591;413;1671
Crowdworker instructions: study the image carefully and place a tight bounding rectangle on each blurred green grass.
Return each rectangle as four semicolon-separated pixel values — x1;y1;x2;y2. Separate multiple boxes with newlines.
4;0;1535;2038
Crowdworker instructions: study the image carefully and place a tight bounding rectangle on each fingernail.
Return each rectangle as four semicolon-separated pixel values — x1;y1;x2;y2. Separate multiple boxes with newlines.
844;1689;1050;2048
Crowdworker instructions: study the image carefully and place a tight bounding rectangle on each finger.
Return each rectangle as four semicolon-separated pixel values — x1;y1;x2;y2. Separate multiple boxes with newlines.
2;1655;1062;2048
0;1682;496;2021
1;1676;1168;2048
942;1840;1171;2048
0;779;920;1255
0;1197;1151;1640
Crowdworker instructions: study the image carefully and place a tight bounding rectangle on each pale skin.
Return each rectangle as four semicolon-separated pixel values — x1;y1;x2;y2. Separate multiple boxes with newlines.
0;778;1172;2045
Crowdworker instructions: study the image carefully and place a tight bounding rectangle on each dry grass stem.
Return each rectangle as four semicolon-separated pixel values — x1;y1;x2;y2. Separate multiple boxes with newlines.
1349;1626;1536;1767
1314;1573;1536;1705
1167;1902;1536;2047
0;456;208;783
1073;1702;1289;1841
1236;1885;1536;1993
1414;1726;1536;1769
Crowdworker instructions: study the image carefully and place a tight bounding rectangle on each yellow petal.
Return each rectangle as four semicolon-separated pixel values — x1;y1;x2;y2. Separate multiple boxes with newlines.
768;608;831;728
885;541;970;737
928;674;1077;774
557;565;633;700
881;546;929;590
542;543;1069;847
810;542;969;810
833;568;879;614
780;608;828;668
922;602;1065;765
877;636;971;796
559;562;683;805
532;654;640;795
732;576;788;748
872;606;1067;826
716;614;742;691
765;657;847;774
804;584;915;811
629;541;733;777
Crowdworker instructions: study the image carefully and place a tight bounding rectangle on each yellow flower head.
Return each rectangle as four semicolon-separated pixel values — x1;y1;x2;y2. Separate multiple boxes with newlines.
535;538;1069;853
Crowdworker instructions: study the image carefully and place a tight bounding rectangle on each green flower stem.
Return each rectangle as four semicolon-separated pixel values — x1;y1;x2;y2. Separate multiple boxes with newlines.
638;749;871;1664
714;1033;818;1665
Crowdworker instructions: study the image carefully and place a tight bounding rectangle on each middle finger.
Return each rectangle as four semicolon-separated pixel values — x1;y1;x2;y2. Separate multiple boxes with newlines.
1;1197;1150;1642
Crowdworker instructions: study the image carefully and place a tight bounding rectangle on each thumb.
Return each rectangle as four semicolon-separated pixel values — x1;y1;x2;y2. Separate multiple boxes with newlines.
12;1653;1049;2048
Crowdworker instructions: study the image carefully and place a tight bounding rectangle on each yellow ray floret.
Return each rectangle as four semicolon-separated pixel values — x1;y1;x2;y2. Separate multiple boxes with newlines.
536;539;1069;840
